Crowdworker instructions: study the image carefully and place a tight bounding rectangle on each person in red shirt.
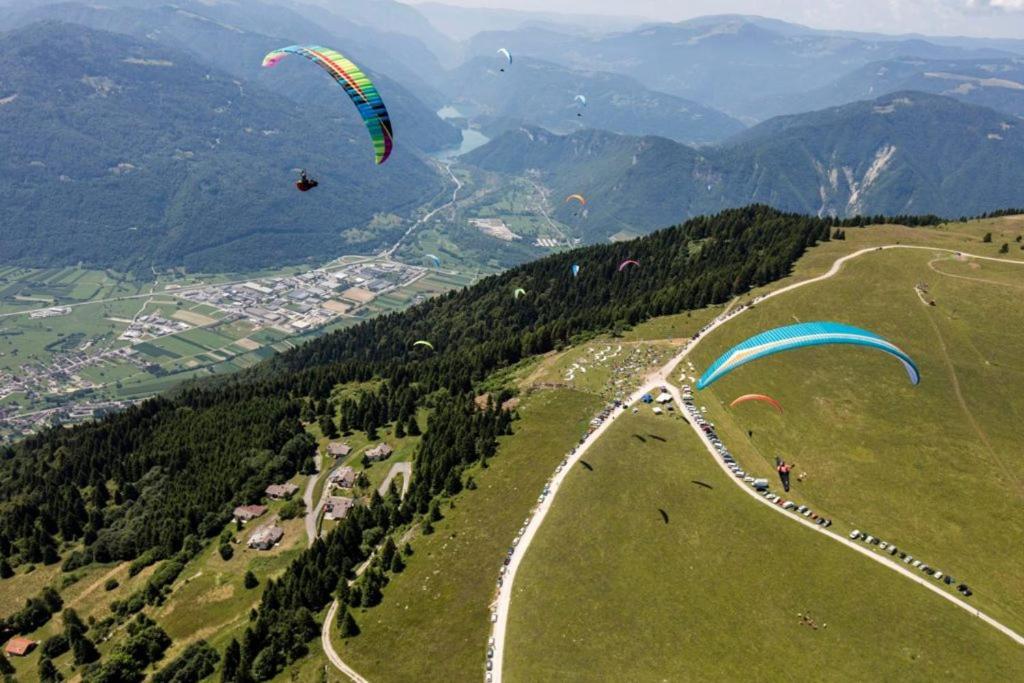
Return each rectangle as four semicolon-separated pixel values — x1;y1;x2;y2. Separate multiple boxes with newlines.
777;460;792;492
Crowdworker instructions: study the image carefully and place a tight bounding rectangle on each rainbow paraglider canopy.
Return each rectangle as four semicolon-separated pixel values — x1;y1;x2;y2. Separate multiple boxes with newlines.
262;45;393;164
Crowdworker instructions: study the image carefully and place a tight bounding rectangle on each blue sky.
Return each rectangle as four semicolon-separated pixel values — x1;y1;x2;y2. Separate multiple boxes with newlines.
410;0;1024;38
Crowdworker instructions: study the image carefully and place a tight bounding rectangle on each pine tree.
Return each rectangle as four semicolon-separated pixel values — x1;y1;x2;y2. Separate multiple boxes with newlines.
71;634;100;665
379;538;397;571
361;573;382;607
394;420;405;439
339;607;360;638
41;586;63;613
0;558;13;578
38;656;62;682
390;552;405;574
406;414;421;436
221;638;241;682
244;571;259;589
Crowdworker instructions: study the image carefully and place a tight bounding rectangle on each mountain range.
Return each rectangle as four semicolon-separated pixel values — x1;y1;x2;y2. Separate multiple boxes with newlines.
447;55;745;144
466;14;1020;120
754;56;1024;120
466;91;1024;240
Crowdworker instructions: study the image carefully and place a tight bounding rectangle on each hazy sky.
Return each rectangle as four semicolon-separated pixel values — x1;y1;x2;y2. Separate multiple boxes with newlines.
410;0;1024;38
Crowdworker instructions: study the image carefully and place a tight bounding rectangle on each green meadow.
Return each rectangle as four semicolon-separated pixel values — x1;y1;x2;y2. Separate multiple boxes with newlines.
689;244;1024;632
505;411;1024;681
335;388;603;681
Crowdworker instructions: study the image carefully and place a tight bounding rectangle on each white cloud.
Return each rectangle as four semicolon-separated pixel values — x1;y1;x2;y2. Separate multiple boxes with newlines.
966;0;1024;11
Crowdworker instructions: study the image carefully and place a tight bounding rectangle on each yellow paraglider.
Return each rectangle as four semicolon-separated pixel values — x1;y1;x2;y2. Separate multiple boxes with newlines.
565;194;586;206
513;288;527;300
412;340;434;351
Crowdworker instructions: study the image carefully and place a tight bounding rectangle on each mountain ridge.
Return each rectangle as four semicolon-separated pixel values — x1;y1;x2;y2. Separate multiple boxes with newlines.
465;91;1024;237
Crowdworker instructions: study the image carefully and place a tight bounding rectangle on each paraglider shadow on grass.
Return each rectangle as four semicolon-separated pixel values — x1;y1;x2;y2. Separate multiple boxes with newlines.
647;434;667;442
631;434;647;443
579;460;594;471
690;480;713;490
658;509;669;524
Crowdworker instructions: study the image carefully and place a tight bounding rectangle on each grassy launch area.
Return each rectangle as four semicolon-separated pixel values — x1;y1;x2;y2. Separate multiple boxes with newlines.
504;411;1024;681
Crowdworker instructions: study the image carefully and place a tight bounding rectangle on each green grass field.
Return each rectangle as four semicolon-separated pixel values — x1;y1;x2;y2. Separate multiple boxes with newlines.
688;245;1024;633
505;411;1024;681
335;388;604;681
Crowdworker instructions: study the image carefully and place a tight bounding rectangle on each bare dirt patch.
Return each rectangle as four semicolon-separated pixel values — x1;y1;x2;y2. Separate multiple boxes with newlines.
172;309;217;326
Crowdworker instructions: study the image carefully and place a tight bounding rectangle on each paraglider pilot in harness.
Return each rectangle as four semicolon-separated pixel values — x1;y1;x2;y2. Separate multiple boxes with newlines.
776;457;792;492
296;169;319;192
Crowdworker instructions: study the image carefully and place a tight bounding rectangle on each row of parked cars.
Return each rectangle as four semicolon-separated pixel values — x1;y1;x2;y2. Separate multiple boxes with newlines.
486;401;622;680
849;530;972;596
680;388;833;529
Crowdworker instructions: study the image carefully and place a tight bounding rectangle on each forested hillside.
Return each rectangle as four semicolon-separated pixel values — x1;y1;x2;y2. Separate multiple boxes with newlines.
0;206;832;679
2;0;461;148
0;22;444;272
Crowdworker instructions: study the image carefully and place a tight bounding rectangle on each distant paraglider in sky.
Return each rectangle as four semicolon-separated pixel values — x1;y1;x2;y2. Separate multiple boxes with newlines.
296;169;318;192
565;194;587;206
730;394;783;414
425;254;441;268
497;48;512;71
697;322;921;390
571;263;580;277
262;45;393;165
618;259;640;272
574;94;587;116
513;287;527;300
413;340;434;351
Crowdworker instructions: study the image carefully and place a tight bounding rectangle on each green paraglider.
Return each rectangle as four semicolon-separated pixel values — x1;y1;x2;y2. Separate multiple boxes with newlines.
262;45;393;164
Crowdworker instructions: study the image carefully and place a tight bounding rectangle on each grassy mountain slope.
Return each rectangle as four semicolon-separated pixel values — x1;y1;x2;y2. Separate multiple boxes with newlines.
0;21;444;272
465;92;1024;240
448;56;745;145
506;410;1024;680
688;220;1024;633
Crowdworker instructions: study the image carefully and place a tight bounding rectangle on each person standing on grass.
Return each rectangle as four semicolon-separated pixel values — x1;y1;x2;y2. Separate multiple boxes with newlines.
777;460;792;492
